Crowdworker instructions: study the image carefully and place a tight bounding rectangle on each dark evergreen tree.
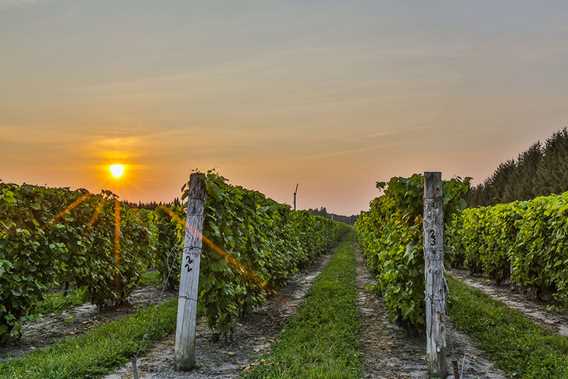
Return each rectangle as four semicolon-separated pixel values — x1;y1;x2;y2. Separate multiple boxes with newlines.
468;127;568;206
536;128;568;195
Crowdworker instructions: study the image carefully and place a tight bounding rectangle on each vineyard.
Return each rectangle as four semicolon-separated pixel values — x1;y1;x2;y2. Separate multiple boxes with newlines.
1;169;568;378
0;172;348;376
4;1;568;377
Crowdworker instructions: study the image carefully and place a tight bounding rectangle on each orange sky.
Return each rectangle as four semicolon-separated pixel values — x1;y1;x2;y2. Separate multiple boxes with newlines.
1;1;567;214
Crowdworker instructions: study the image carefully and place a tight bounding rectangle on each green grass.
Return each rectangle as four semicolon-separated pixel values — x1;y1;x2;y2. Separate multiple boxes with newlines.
139;270;162;287
23;270;161;323
448;276;568;378
24;288;88;322
243;233;361;379
0;299;178;379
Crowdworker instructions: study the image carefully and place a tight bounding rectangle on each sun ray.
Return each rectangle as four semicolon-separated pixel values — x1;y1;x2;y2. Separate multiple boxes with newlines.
114;198;121;267
159;206;269;290
50;193;91;225
88;197;106;227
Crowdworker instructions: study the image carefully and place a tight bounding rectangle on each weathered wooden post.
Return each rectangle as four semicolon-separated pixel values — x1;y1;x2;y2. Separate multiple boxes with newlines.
423;172;448;378
175;172;206;370
293;183;298;211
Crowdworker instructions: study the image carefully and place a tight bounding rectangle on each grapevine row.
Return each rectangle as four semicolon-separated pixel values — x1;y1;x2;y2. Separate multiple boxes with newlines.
446;191;568;306
354;174;469;329
0;172;347;340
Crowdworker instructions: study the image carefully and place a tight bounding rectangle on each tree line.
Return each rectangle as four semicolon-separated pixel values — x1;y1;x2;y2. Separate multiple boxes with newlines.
468;127;568;207
307;207;358;224
124;198;182;210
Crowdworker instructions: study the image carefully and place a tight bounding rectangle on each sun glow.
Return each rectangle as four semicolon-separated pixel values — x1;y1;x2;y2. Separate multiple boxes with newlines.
109;163;125;179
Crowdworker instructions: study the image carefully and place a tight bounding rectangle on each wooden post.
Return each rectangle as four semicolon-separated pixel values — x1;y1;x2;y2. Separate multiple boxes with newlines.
175;172;206;371
423;172;448;378
293;184;298;210
131;356;139;379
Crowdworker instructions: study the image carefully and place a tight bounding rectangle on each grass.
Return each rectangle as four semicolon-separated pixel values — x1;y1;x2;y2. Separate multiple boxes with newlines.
447;276;568;378
139;270;162;287
243;233;361;379
23;287;88;322
23;270;161;322
0;299;178;379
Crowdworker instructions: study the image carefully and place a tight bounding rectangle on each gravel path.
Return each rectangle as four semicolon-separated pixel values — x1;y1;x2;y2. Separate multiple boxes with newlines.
0;286;173;362
356;248;505;379
105;253;333;379
449;269;568;337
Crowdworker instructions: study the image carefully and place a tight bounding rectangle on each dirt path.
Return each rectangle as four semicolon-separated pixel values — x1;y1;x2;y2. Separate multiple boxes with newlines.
105;252;333;379
449;269;568;337
0;286;174;362
356;248;505;379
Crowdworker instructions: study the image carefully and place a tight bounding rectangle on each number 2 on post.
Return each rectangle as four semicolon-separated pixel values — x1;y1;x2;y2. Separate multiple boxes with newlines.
185;255;194;272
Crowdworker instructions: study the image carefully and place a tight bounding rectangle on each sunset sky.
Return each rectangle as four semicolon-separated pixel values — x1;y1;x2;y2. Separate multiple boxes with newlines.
1;1;567;214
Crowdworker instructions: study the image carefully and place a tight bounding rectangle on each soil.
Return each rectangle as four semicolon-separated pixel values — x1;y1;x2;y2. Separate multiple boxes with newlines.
356;248;505;379
449;269;568;337
0;286;174;362
105;253;332;379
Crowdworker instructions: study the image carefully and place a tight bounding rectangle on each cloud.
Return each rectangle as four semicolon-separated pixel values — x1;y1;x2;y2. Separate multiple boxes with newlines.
0;0;43;11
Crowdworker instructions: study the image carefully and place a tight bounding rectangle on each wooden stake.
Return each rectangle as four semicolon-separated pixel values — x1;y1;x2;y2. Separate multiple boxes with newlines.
131;356;139;379
175;172;207;371
452;360;460;379
293;183;298;210
423;172;448;378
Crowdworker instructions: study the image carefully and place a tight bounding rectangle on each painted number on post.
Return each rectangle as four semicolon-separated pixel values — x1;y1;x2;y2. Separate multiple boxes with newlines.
185;255;194;272
429;229;436;247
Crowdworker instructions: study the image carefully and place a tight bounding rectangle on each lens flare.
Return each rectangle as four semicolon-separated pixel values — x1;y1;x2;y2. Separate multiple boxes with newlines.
114;198;121;267
159;206;269;290
50;193;91;225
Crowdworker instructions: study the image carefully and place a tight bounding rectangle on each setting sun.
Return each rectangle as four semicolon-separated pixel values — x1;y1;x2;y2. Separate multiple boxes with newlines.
109;163;125;179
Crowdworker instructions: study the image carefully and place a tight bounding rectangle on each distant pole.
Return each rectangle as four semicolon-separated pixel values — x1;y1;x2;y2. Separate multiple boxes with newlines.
293;184;299;211
175;172;207;371
423;172;448;378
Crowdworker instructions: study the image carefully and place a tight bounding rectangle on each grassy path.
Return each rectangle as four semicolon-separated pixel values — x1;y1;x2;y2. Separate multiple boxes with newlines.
448;276;568;378
243;233;361;379
0;300;178;379
449;269;568;337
